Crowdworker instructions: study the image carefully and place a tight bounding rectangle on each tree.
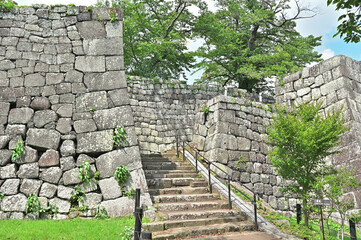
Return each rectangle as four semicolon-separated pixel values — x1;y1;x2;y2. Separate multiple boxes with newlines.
327;0;361;43
192;0;321;93
267;101;350;227
97;0;205;80
314;168;361;240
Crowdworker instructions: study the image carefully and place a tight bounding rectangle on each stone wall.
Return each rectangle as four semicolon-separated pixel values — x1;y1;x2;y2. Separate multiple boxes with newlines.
276;55;361;208
191;95;297;212
127;76;269;154
0;5;151;219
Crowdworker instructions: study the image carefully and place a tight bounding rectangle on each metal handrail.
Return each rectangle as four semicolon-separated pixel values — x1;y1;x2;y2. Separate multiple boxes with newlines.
176;136;259;230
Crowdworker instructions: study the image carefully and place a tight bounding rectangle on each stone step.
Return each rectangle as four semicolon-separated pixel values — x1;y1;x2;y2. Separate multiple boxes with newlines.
142;161;191;169
145;171;199;179
161;209;240;221
143;164;193;171
143;216;247;232
149;186;209;196
156;200;229;212
151;222;255;240
147;178;205;189
153;193;220;203
142;156;184;162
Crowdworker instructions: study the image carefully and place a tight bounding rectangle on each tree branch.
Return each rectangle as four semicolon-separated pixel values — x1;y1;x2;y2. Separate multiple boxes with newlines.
164;2;187;39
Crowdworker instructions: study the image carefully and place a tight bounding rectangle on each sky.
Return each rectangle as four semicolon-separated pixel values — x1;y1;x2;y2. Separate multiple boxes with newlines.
16;0;361;82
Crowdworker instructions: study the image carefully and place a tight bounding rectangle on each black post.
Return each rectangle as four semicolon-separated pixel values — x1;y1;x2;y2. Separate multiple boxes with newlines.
350;218;357;240
228;176;232;210
296;204;301;224
208;162;212;194
320;206;325;240
134;207;143;240
195;151;198;173
182;140;185;161
253;194;258;230
176;135;179;158
135;188;141;208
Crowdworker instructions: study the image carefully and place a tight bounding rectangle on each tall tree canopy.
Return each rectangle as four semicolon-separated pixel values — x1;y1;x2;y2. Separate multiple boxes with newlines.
327;0;361;43
98;0;205;80
193;0;322;92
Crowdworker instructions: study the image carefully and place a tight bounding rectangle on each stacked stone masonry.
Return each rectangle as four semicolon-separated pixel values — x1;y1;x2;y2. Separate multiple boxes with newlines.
127;76;269;154
0;5;151;220
276;55;361;209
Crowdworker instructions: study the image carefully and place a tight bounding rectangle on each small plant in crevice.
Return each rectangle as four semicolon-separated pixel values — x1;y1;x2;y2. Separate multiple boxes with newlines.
89;107;94;114
113;125;128;148
25;193;42;214
11;141;24;162
44;203;59;215
114;165;130;189
78;160;93;183
70;185;86;209
200;104;209;115
0;190;4;200
121;226;134;240
237;156;247;170
0;0;17;12
79;205;89;211
123;188;136;198
109;9;118;23
95;206;109;219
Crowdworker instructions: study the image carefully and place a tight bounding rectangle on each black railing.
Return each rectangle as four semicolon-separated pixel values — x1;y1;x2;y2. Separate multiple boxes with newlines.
176;137;259;230
134;189;152;240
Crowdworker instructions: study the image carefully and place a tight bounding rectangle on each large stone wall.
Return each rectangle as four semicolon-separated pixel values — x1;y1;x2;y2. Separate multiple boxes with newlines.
276;55;361;208
191;95;297;212
127;76;269;154
0;5;151;219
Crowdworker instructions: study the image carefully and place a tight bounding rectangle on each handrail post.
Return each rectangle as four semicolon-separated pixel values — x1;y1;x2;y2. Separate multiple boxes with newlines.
195;151;198;173
253;193;258;230
228;176;232;210
176;135;179;158
134;188;142;240
208;162;212;194
182;140;185;161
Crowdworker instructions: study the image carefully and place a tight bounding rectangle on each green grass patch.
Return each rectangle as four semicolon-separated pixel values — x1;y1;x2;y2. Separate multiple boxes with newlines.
0;215;150;239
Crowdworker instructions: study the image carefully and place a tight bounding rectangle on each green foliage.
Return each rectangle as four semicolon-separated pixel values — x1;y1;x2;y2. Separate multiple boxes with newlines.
114;165;130;188
96;0;202;80
78;160;93;183
70;185;85;208
193;0;321;93
11;141;24;162
113;125;128;148
44;203;59;215
0;190;4;200
95;206;109;219
94;171;100;180
200;104;209;115
89;107;94;114
327;0;361;43
0;0;17;12
121;226;134;240
237;156;247;170
123;188;136;198
280;80;285;86
267;101;350;226
25;194;42;214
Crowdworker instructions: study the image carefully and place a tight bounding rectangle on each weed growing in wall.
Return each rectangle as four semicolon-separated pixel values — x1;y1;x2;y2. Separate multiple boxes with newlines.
113;125;128;148
11;141;24;162
95;206;109;219
200;104;209;115
121;226;134;240
123;188;136;198
25;194;42;214
0;191;4;200
114;165;130;189
0;0;17;12
109;9;118;23
70;185;86;209
78;160;93;183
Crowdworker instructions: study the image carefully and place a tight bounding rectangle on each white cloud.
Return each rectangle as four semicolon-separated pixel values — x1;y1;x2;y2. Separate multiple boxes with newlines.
321;49;335;60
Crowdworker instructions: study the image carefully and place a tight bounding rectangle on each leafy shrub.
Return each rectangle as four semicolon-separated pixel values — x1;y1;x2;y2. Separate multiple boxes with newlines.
113;125;128;148
200;104;209;115
25;193;42;214
114;165;130;188
11;141;24;162
78;160;93;183
95;206;109;219
70;185;85;208
0;0;17;12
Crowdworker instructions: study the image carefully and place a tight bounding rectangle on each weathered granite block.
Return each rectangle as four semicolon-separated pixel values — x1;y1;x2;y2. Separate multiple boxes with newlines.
26;128;61;150
77;130;113;154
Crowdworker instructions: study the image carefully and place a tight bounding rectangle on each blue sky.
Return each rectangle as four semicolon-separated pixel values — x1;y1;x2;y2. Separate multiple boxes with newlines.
17;0;361;81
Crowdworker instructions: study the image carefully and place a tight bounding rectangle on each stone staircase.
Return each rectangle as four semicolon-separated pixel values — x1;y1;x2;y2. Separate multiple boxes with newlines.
142;151;255;240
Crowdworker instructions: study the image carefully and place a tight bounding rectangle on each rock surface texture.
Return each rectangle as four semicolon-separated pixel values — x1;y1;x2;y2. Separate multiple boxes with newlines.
0;5;150;219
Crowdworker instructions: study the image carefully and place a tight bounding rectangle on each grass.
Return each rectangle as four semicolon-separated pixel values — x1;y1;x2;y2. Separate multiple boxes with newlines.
0;215;150;240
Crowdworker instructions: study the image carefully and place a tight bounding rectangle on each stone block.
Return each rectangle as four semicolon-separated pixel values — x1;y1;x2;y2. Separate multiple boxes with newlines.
75;56;105;72
126;168;148;193
76;21;106;39
57;185;73;200
1;194;27;212
100;197;134;218
80;193;102;209
40;167;62;184
15;146;38;165
96;147;142;179
1;179;20;195
8;107;34;124
0;150;11;166
39;149;60;167
237;137;251;151
0;164;16;179
63;168;82;185
0;60;15;70
79;180;98;193
30;97;50;110
20;179;42;196
73;119;97;133
5;124;26;137
99;177;122;200
60;140;76;157
24;73;45;87
192;135;205;151
106;56;124;71
93;106;134;130
77;130;113;154
0;135;10;149
26;128;61;150
46;73;64;85
34;110;58;128
56;118;72;134
49;198;70;213
56;104;73;117
0;102;10;116
17;163;39;179
65;69;83;83
75;91;108;112
83;38;122;55
39;183;57;198
84;71;126;91
60;156;75;171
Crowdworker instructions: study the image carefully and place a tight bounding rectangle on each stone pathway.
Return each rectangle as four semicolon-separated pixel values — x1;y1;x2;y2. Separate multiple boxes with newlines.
141;151;278;240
